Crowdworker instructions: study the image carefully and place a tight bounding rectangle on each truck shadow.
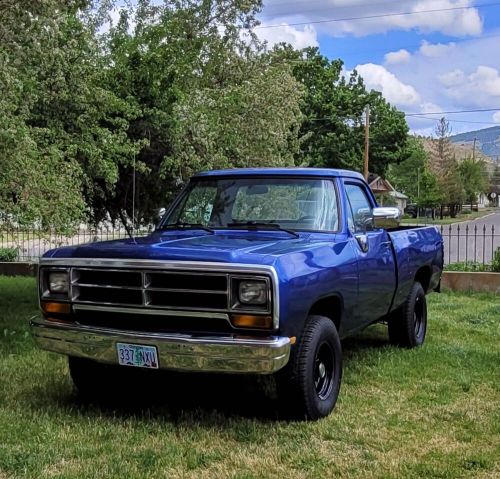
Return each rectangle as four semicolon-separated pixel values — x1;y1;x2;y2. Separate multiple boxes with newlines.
27;325;391;422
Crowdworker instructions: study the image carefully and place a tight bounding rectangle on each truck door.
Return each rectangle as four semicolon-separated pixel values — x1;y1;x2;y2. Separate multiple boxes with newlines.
344;181;397;328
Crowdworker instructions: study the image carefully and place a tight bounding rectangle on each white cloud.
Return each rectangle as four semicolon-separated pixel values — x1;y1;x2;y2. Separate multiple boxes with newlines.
384;49;411;65
255;23;318;49
260;0;483;38
420;40;456;58
440;66;500;104
468;66;500;96
439;69;466;87
420;102;442;114
494;112;500;123
355;63;420;106
380;32;500;134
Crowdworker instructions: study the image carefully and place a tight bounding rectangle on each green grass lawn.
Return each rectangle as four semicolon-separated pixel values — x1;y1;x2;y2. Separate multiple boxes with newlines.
0;277;499;479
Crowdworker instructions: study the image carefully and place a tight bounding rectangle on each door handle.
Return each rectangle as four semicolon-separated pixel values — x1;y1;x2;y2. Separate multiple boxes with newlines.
354;234;369;253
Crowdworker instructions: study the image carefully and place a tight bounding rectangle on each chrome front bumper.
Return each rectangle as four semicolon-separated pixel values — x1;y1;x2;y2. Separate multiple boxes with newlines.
31;318;291;374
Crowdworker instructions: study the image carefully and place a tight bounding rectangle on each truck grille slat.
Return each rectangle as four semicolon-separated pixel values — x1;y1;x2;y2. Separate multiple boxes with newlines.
146;272;227;292
75;286;143;306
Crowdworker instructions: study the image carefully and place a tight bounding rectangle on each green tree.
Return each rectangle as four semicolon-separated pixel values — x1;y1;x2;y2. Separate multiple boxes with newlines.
0;0;413;232
458;157;488;209
387;136;442;208
90;0;302;228
0;0;141;230
429;118;464;217
271;46;409;176
417;168;442;209
486;163;500;206
0;0;303;230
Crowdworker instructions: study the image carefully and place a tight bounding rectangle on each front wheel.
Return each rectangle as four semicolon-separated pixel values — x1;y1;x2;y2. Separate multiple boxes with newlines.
388;281;427;348
276;315;342;420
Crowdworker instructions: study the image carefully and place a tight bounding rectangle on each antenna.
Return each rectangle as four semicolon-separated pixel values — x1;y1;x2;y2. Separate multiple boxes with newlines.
131;153;137;244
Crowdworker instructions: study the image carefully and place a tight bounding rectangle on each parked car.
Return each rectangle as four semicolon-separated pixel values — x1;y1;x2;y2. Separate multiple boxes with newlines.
32;168;443;419
405;203;438;219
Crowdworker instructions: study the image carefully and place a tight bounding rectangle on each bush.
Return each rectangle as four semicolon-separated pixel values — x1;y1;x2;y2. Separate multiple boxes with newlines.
492;248;500;273
0;247;18;262
445;262;490;272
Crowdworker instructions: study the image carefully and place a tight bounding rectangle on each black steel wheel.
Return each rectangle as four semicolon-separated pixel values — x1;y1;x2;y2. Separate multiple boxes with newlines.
388;281;427;348
314;341;335;400
276;315;342;420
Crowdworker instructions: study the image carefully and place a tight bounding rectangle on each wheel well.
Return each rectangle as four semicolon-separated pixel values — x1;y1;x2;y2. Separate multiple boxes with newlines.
309;295;342;331
415;266;432;293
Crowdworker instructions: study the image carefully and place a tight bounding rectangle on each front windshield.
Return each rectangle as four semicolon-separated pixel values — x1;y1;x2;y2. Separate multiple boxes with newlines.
162;177;339;232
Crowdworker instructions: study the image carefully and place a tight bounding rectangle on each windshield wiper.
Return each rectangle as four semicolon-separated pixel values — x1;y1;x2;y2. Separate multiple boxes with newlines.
160;222;214;234
227;221;299;238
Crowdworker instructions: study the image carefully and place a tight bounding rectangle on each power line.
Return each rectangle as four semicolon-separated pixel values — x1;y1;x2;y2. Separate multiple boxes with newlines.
255;2;500;29
275;31;500;63
344;31;500;56
265;0;415;10
305;109;500;122
411;116;500;125
407;108;500;117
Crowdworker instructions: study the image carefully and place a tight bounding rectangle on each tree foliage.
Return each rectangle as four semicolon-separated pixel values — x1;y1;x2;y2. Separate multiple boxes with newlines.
271;47;409;176
387;136;441;207
458;157;488;207
0;0;141;230
428;118;464;216
87;0;304;228
0;0;413;231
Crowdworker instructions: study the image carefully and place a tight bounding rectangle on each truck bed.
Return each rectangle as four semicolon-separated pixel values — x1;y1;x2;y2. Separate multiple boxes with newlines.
388;225;444;312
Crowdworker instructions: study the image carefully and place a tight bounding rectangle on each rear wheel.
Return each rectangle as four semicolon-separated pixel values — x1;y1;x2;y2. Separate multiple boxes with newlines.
276;315;342;420
388;281;427;348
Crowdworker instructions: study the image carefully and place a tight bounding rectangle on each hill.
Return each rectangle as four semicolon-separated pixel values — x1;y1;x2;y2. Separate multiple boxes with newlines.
450;126;500;159
422;138;492;165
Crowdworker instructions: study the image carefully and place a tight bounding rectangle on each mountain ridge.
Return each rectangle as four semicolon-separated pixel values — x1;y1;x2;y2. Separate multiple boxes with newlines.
450;126;500;159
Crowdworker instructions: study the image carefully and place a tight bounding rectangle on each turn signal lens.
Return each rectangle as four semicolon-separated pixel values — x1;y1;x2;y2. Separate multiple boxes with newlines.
41;302;71;314
231;314;272;329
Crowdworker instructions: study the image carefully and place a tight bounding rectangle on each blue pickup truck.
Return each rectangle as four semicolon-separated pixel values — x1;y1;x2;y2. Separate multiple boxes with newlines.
32;168;443;419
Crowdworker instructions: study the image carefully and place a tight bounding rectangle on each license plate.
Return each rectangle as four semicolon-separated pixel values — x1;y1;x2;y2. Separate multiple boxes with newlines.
116;343;159;369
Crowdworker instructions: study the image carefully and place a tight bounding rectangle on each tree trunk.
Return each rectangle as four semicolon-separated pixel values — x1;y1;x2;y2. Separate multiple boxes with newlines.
118;210;134;238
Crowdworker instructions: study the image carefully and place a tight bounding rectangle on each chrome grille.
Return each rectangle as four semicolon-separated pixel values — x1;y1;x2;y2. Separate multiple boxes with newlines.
71;268;229;311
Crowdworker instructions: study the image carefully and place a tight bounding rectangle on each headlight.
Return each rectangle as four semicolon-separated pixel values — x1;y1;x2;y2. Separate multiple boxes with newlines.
48;272;69;294
238;280;267;305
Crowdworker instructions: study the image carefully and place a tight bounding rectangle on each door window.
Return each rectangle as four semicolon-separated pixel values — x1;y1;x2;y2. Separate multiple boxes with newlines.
345;183;373;233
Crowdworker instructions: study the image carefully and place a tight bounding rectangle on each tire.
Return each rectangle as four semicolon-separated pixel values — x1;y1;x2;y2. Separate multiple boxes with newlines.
276;315;342;420
388;281;427;348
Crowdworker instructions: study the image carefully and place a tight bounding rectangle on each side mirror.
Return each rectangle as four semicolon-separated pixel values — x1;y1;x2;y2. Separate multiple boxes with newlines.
372;207;401;229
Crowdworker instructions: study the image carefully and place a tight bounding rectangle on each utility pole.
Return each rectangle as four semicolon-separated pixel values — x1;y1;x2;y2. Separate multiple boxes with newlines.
364;105;370;181
417;167;420;221
473;137;477;161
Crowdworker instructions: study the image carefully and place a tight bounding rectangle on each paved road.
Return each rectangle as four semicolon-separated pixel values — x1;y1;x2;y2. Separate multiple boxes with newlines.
438;209;500;264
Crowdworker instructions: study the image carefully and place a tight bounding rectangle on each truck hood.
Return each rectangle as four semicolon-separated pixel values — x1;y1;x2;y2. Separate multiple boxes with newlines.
44;230;327;266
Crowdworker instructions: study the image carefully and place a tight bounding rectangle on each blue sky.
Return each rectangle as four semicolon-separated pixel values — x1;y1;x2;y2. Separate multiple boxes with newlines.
256;0;500;135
